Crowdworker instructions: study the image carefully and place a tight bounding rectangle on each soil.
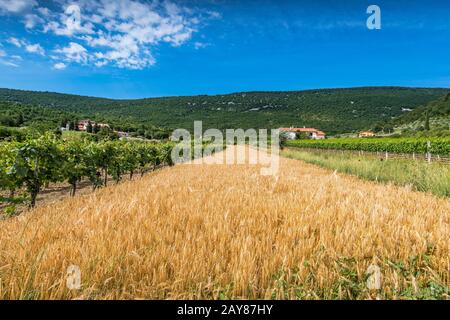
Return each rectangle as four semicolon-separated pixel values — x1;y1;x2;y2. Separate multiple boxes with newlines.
0;174;143;217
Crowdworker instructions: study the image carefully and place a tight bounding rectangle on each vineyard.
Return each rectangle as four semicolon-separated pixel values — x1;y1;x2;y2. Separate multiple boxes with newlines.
285;137;450;155
0;134;175;209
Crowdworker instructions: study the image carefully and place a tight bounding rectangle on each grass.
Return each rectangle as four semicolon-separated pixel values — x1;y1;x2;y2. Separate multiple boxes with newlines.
0;146;448;299
282;148;450;198
61;130;93;140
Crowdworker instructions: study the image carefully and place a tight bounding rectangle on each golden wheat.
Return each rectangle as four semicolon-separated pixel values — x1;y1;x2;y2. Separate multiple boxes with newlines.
0;146;448;299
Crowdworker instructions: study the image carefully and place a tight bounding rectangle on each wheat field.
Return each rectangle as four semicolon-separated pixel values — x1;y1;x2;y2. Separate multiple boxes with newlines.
0;146;449;299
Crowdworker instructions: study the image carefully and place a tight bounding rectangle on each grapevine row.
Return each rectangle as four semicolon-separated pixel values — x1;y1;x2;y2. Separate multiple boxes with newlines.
0;134;175;207
285;137;450;155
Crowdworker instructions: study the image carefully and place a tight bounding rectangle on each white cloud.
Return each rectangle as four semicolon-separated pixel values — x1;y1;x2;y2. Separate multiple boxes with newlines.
7;37;23;47
1;0;217;70
7;37;45;56
0;0;37;13
0;1;44;31
0;60;19;67
53;62;67;70
207;11;222;20
24;13;44;29
194;42;210;50
44;17;95;36
55;42;88;63
60;0;203;69
25;43;45;56
37;7;50;16
94;60;107;67
0;48;20;67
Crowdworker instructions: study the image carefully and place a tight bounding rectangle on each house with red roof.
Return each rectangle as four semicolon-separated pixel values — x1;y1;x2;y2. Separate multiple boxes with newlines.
280;127;326;140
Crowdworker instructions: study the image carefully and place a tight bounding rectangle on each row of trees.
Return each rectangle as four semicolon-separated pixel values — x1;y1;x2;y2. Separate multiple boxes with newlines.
0;101;171;140
0;134;174;207
61;119;170;140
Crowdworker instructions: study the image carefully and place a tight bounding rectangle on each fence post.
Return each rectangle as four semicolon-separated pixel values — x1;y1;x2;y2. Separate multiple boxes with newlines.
385;151;388;161
427;141;431;164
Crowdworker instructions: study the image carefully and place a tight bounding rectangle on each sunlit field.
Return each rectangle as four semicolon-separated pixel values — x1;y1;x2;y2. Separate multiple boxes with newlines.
0;146;448;299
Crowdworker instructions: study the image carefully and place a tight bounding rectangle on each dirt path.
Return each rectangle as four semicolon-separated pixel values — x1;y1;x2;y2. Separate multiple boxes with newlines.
0;173;148;215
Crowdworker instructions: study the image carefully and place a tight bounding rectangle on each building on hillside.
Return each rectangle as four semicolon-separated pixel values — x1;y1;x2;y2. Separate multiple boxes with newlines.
77;120;110;132
358;131;376;138
280;127;326;140
117;131;130;138
77;120;91;131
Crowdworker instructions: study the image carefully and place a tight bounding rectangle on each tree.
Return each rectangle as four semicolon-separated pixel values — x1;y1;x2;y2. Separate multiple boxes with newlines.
97;127;119;140
60;119;68;129
158;143;174;167
62;140;87;196
92;141;117;187
68;121;75;131
86;121;93;133
424;111;430;131
0;142;22;199
296;132;310;140
383;124;394;134
83;142;103;190
373;123;384;133
54;127;63;137
15;113;24;126
279;132;289;150
12;134;65;207
121;143;139;180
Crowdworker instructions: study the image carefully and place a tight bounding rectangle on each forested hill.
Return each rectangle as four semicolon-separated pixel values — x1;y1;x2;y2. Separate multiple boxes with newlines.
391;93;450;125
0;87;448;134
383;93;450;134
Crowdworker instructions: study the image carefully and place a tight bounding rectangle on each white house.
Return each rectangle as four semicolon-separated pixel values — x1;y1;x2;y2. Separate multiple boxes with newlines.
280;127;326;140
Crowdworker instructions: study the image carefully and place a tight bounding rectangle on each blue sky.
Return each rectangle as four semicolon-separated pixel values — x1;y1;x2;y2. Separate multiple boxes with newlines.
0;0;450;98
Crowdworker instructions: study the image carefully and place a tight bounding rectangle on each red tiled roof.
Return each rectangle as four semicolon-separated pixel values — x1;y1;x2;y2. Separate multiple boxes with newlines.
280;128;325;135
280;128;314;132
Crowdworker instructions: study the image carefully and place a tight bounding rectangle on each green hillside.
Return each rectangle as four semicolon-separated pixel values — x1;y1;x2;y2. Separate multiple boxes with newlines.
387;94;450;135
0;87;448;135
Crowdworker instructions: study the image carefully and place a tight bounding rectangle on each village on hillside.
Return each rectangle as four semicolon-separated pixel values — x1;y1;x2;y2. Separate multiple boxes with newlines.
280;127;378;140
61;119;130;138
61;121;380;142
